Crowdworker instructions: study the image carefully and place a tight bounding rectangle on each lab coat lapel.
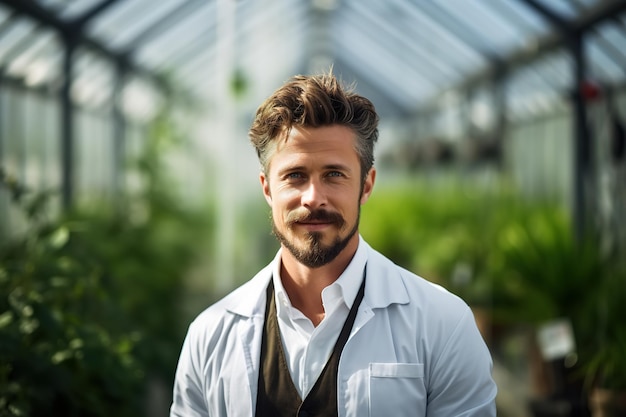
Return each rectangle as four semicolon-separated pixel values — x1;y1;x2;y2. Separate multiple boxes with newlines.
226;266;272;416
351;245;410;336
231;315;263;416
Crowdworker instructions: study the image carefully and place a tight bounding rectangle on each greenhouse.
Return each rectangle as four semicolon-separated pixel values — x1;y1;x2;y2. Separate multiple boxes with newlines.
1;0;625;416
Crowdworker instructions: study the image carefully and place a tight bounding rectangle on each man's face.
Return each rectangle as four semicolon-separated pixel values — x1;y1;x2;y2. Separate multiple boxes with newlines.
260;125;375;268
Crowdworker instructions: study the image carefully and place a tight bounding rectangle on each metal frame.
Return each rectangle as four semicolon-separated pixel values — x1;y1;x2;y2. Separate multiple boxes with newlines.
521;0;591;242
0;0;163;209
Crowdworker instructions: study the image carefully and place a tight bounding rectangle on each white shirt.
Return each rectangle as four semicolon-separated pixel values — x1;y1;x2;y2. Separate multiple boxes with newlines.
272;236;367;398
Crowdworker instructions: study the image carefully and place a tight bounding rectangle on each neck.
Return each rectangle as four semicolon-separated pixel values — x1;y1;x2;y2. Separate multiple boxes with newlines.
279;235;359;326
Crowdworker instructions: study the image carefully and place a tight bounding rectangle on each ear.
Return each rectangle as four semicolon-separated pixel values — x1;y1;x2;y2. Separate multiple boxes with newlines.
260;171;272;206
360;167;376;205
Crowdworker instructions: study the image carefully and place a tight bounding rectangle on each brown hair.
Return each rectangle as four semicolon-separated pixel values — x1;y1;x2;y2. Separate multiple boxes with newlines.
249;73;379;180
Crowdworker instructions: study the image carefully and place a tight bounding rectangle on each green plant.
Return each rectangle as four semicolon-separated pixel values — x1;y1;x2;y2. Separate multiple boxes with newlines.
0;170;144;417
0;105;213;416
582;260;626;391
487;207;607;336
360;180;523;307
482;203;626;403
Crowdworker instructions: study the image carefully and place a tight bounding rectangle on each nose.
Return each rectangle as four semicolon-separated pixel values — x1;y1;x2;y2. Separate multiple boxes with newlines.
301;178;327;209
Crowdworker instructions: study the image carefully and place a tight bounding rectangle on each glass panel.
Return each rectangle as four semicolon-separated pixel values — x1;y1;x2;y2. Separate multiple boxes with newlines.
586;36;625;83
340;21;433;91
0;6;10;22
340;3;457;86
36;0;74;14
491;0;552;35
234;0;307;99
5;30;61;88
55;0;104;20
1;27;43;66
436;0;527;53
415;0;501;57
540;51;573;91
0;18;37;65
334;28;434;106
173;0;308;108
469;87;497;132
87;0;183;50
122;74;161;122
175;50;213;87
151;24;215;73
135;1;217;68
568;0;600;12
1;87;29;237
72;49;114;108
532;0;579;20
371;0;487;75
594;21;626;64
75;109;114;203
506;54;569;120
127;0;211;53
0;0;621;140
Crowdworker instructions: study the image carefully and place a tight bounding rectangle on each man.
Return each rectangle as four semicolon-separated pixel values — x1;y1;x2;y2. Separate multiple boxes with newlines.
170;73;497;416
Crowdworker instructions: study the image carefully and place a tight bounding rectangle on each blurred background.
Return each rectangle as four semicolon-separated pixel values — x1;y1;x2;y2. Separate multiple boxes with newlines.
1;0;625;416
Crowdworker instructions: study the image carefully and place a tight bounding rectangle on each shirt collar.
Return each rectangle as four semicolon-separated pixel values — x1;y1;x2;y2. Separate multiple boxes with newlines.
331;235;367;309
272;235;368;313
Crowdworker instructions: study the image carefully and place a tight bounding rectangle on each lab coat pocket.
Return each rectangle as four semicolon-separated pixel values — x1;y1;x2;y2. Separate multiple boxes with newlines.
369;363;426;417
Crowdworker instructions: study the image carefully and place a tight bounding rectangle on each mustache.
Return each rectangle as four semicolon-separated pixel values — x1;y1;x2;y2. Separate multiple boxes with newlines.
286;209;345;227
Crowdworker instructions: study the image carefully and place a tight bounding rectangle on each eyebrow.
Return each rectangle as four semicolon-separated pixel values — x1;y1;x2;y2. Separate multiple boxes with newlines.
277;163;352;177
323;163;351;172
277;165;305;177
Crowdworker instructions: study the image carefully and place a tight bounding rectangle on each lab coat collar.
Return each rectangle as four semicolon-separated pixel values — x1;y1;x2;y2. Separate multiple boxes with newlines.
362;242;411;309
226;238;411;318
226;262;273;318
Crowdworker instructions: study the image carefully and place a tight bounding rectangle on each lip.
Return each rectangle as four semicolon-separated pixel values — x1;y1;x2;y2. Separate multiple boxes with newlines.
295;221;333;231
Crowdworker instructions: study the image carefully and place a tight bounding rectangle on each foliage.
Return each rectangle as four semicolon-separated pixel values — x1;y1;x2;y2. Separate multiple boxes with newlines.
0;107;212;416
582;260;626;390
361;180;605;322
485;207;606;327
0;174;144;416
360;180;526;308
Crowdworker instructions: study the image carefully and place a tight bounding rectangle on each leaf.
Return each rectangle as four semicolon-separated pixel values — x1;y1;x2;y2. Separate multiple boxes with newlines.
18;318;39;335
49;227;69;249
0;311;13;329
51;350;73;364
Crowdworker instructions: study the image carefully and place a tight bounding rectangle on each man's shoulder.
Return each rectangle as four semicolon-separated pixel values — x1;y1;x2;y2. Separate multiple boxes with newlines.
366;244;470;316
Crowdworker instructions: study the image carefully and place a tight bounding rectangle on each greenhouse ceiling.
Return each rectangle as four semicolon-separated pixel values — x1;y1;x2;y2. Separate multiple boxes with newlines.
1;0;626;120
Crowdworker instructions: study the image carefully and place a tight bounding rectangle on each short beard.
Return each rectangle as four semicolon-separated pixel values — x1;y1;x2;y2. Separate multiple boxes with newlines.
271;208;360;268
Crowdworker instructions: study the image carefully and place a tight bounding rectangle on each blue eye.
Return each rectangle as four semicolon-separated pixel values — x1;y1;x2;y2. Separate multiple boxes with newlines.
327;171;343;177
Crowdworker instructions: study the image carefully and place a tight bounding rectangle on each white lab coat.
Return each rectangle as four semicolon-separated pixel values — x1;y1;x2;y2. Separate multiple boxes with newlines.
171;240;497;417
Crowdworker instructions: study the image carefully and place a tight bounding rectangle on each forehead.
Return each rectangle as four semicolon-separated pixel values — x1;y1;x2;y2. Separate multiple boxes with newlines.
269;125;359;169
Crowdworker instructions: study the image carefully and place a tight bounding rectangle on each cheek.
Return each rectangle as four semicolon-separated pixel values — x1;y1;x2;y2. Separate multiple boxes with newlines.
272;187;301;209
268;194;293;222
342;190;362;209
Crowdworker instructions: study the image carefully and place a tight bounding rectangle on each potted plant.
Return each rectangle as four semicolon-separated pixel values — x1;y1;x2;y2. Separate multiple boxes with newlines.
583;259;626;417
485;206;608;416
